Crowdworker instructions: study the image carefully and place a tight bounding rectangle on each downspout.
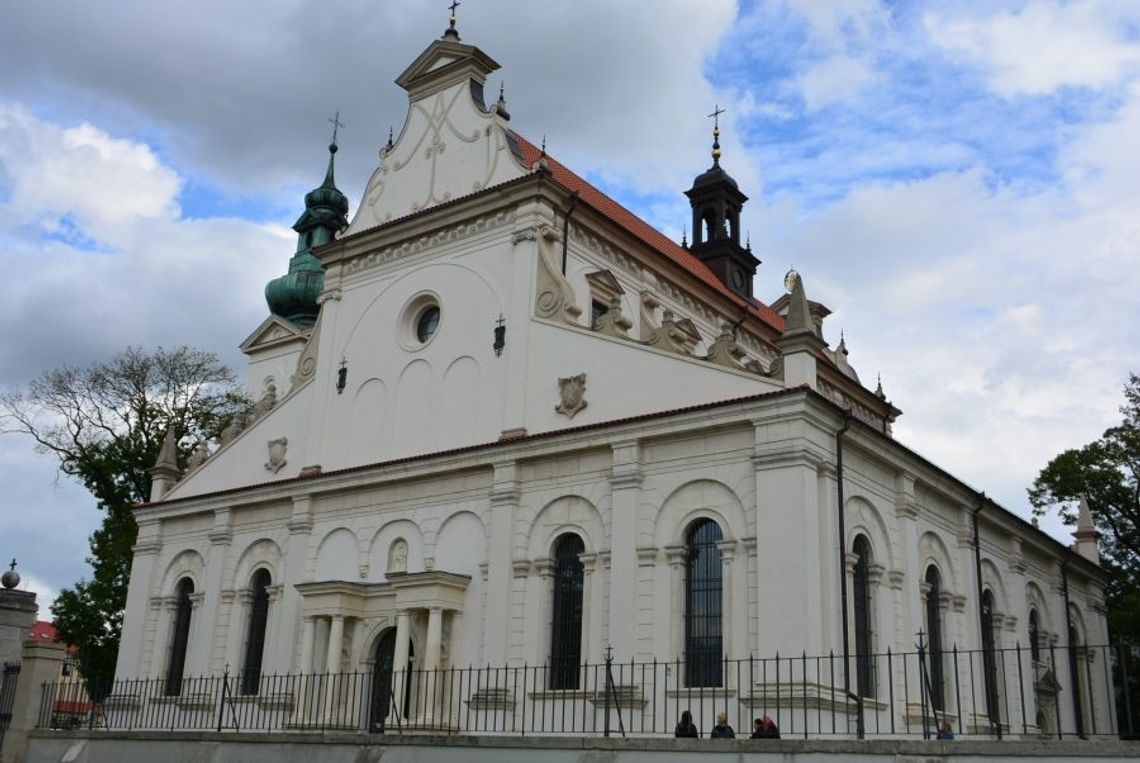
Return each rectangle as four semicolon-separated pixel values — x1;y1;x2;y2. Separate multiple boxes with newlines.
835;408;862;737
560;191;580;275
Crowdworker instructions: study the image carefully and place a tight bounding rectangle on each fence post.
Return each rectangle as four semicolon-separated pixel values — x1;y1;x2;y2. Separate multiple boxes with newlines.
0;639;65;763
603;646;612;738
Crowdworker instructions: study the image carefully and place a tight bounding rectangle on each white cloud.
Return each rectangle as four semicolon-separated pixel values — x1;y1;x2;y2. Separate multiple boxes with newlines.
788;0;891;51
797;55;878;112
925;1;1140;97
0;106;182;241
755;88;1140;523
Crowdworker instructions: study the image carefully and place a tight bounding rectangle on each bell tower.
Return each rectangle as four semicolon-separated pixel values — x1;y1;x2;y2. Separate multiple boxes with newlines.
684;107;759;299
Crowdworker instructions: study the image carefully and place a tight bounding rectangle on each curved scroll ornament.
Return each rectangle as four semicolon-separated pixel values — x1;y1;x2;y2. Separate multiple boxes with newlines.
532;225;581;324
704;325;747;369
289;319;322;392
644;310;690;355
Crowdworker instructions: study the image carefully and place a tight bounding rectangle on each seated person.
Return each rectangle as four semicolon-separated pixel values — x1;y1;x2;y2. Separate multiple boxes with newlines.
673;709;698;738
710;711;735;738
750;714;780;739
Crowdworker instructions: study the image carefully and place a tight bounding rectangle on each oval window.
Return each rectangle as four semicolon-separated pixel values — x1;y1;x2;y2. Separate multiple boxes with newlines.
416;305;440;343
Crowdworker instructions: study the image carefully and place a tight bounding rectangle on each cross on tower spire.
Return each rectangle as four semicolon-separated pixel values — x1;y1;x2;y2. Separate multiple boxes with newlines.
707;105;725;165
327;110;345;148
444;0;461;39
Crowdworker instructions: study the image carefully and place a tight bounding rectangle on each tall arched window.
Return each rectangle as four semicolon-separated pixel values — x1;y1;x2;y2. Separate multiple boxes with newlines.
981;589;1001;727
1068;614;1086;737
165;577;194;696
1028;609;1040;664
852;535;875;698
241;569;272;695
924;566;944;711
685;519;723;687
549;533;585;689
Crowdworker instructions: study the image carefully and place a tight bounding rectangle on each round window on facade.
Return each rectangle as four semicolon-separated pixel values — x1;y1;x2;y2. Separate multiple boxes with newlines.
398;293;443;350
416;305;440;343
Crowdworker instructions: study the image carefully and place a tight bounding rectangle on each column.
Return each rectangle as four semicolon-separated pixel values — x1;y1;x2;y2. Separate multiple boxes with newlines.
293;616;317;725
276;495;313;674
665;545;686;663
608;440;641;662
115;519;162;680
193;507;233;675
390;610;411;724
484;461;517;664
752;420;826;655
139;596;166;678
219;589;240;672
322;615;345;722
325;615;345;673
579;554;599;665
523;560;547;665
422;607;444;721
716;540;737;661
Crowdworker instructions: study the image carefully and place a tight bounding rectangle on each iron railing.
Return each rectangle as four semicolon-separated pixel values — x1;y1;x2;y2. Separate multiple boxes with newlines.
0;662;20;750
36;642;1137;740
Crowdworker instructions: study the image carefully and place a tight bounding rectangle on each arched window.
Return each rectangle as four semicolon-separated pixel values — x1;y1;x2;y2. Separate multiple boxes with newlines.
702;210;717;243
1028;609;1040;664
1068;614;1086;737
981;589;1001;727
924;566;944;711
685;519;723;687
165;577;194;696
241;569;272;695
852;535;875;698
549;533;585;689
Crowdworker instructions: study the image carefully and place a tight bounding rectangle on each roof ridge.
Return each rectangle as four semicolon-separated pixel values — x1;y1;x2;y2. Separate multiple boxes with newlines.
509;132;785;334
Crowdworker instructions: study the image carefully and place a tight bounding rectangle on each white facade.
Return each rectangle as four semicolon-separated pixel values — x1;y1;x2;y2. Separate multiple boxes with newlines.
115;30;1110;737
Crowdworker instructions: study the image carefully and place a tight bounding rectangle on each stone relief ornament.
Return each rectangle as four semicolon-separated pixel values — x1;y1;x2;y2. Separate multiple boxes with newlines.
555;373;588;419
265;437;288;473
388;538;409;574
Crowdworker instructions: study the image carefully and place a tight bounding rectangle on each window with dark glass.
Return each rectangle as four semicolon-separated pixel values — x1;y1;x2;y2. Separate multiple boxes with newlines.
685;519;723;687
981;589;1000;726
165;577;194;696
416;305;440;343
1028;609;1040;664
590;300;607;328
549;533;585;689
1068;618;1085;737
241;569;271;695
853;535;875;698
924;566;944;711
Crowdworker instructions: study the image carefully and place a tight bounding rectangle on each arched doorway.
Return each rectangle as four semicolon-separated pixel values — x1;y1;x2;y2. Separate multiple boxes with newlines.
370;628;413;732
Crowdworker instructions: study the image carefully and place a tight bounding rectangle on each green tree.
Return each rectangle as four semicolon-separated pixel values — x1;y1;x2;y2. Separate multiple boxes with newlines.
1028;373;1140;643
0;347;251;693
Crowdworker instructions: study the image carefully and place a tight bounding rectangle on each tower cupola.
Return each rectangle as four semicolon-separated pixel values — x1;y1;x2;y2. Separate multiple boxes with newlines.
684;107;759;299
265;139;349;328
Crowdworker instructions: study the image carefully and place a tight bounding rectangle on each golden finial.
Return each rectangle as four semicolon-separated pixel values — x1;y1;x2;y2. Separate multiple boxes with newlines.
707;104;725;165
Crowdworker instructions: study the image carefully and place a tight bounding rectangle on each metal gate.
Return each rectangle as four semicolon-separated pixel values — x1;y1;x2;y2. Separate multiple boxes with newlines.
0;662;20;750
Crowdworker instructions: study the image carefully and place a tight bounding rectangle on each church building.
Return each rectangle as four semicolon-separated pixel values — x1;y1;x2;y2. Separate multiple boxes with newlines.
113;16;1111;739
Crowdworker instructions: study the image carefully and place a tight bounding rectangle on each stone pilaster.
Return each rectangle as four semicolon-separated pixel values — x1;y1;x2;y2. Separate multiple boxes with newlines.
608;439;641;661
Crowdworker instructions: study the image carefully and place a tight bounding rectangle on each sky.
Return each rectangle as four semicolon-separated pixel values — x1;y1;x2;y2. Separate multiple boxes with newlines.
1;0;1138;612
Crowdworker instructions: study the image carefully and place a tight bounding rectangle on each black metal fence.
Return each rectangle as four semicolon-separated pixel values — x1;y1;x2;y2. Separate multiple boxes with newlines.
0;662;19;750
36;642;1136;740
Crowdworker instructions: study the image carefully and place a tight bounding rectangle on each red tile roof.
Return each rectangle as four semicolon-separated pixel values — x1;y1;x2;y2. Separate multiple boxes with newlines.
512;133;786;335
31;620;58;642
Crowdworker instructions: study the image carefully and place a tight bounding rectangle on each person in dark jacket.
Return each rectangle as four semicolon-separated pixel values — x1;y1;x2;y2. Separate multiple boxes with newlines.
674;710;699;738
710;710;735;738
750;715;780;739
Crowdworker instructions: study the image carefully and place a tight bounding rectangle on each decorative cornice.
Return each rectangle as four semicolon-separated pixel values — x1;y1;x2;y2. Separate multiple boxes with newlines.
511;560;532;578
133;540;163;556
951;594;967;613
344;210;517;276
664;545;686;565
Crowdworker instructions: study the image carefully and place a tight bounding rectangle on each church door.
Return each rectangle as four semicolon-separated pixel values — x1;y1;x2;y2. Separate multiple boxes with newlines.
369;629;412;732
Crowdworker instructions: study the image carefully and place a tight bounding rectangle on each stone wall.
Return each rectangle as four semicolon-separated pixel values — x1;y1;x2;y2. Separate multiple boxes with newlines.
25;731;1140;763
